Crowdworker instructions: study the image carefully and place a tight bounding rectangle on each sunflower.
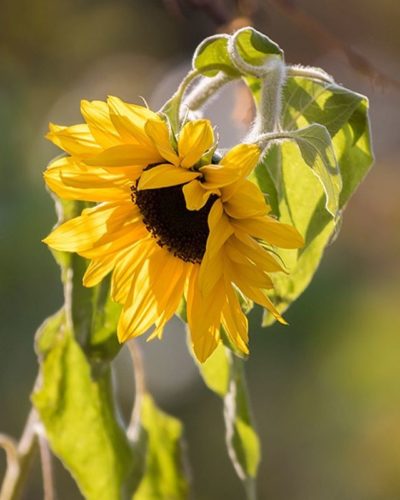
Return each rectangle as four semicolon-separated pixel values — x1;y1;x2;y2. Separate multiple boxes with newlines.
43;97;303;362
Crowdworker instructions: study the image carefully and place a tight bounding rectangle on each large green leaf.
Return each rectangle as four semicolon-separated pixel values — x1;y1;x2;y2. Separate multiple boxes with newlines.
289;124;342;216
196;345;260;491
48;196;122;361
250;72;373;324
32;329;135;500
133;395;188;500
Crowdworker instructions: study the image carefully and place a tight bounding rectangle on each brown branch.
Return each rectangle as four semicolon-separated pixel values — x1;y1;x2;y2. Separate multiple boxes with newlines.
268;0;400;90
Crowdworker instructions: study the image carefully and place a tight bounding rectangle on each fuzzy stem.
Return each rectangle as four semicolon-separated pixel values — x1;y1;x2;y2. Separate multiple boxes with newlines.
252;58;286;136
287;64;334;84
159;69;200;131
183;73;233;111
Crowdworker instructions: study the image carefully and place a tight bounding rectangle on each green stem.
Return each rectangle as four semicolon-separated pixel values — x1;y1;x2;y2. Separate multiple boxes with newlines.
287;64;333;84
159;69;200;132
252;58;286;136
183;73;233;111
0;409;38;500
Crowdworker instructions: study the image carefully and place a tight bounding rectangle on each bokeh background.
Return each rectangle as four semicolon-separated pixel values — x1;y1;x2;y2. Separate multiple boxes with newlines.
1;1;399;499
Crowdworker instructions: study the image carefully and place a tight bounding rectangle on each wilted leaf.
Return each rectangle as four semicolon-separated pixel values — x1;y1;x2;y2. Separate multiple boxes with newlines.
196;346;260;489
32;330;135;500
289;124;342;216
133;395;188;500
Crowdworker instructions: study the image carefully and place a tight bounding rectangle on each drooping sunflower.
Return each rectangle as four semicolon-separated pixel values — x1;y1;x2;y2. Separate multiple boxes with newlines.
43;97;303;362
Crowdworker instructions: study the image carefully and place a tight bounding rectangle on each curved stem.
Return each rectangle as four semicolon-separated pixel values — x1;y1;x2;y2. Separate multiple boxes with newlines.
183;73;233;111
0;409;39;500
159;69;200;132
251;58;286;136
287;64;334;84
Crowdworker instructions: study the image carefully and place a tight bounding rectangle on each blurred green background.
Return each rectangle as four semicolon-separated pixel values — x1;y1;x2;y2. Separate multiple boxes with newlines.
1;0;399;498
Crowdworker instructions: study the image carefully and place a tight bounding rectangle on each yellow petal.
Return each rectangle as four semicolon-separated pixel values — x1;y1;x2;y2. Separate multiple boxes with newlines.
182;180;220;211
137;164;200;190
229;232;284;273
200;164;242;189
178;120;214;168
107;96;160;149
198;249;224;298
220;143;260;177
223;179;270;218
81;219;148;259
117;247;186;342
84;144;162;167
145;119;180;166
205;199;233;259
46;123;101;158
43;202;126;252
82;252;119;287
186;266;224;363
231;274;286;325
198;200;233;295
225;256;274;289
111;238;155;303
221;282;249;355
44;157;131;202
80;100;121;148
232;216;304;249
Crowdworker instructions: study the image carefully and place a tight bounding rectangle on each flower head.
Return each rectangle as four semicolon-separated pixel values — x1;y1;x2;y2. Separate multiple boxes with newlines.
43;97;303;362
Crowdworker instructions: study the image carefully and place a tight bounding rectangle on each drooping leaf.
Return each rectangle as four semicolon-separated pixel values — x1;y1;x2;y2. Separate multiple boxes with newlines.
289;124;342;216
250;71;373;323
193;35;240;77
282;77;365;138
196;345;260;491
32;329;135;500
199;342;230;397
223;353;261;481
133;394;189;500
47;194;122;361
232;27;283;67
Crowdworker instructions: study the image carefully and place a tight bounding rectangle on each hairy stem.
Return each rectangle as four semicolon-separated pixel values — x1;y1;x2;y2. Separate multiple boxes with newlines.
183;73;233;111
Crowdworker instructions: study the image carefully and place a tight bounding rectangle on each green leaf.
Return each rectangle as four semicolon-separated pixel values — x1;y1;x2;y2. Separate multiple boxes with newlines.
199;342;230;396
251;72;373;324
224;354;261;481
196;347;260;491
282;77;364;138
32;330;135;500
233;27;283;66
133;395;189;500
193;35;241;77
289;124;342;216
47;195;122;362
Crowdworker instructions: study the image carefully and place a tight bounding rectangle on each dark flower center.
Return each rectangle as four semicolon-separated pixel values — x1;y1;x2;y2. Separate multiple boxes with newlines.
132;182;217;263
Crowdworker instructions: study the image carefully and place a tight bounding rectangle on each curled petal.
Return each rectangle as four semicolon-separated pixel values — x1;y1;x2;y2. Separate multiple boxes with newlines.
182;180;220;211
138;164;200;190
178;120;214;168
